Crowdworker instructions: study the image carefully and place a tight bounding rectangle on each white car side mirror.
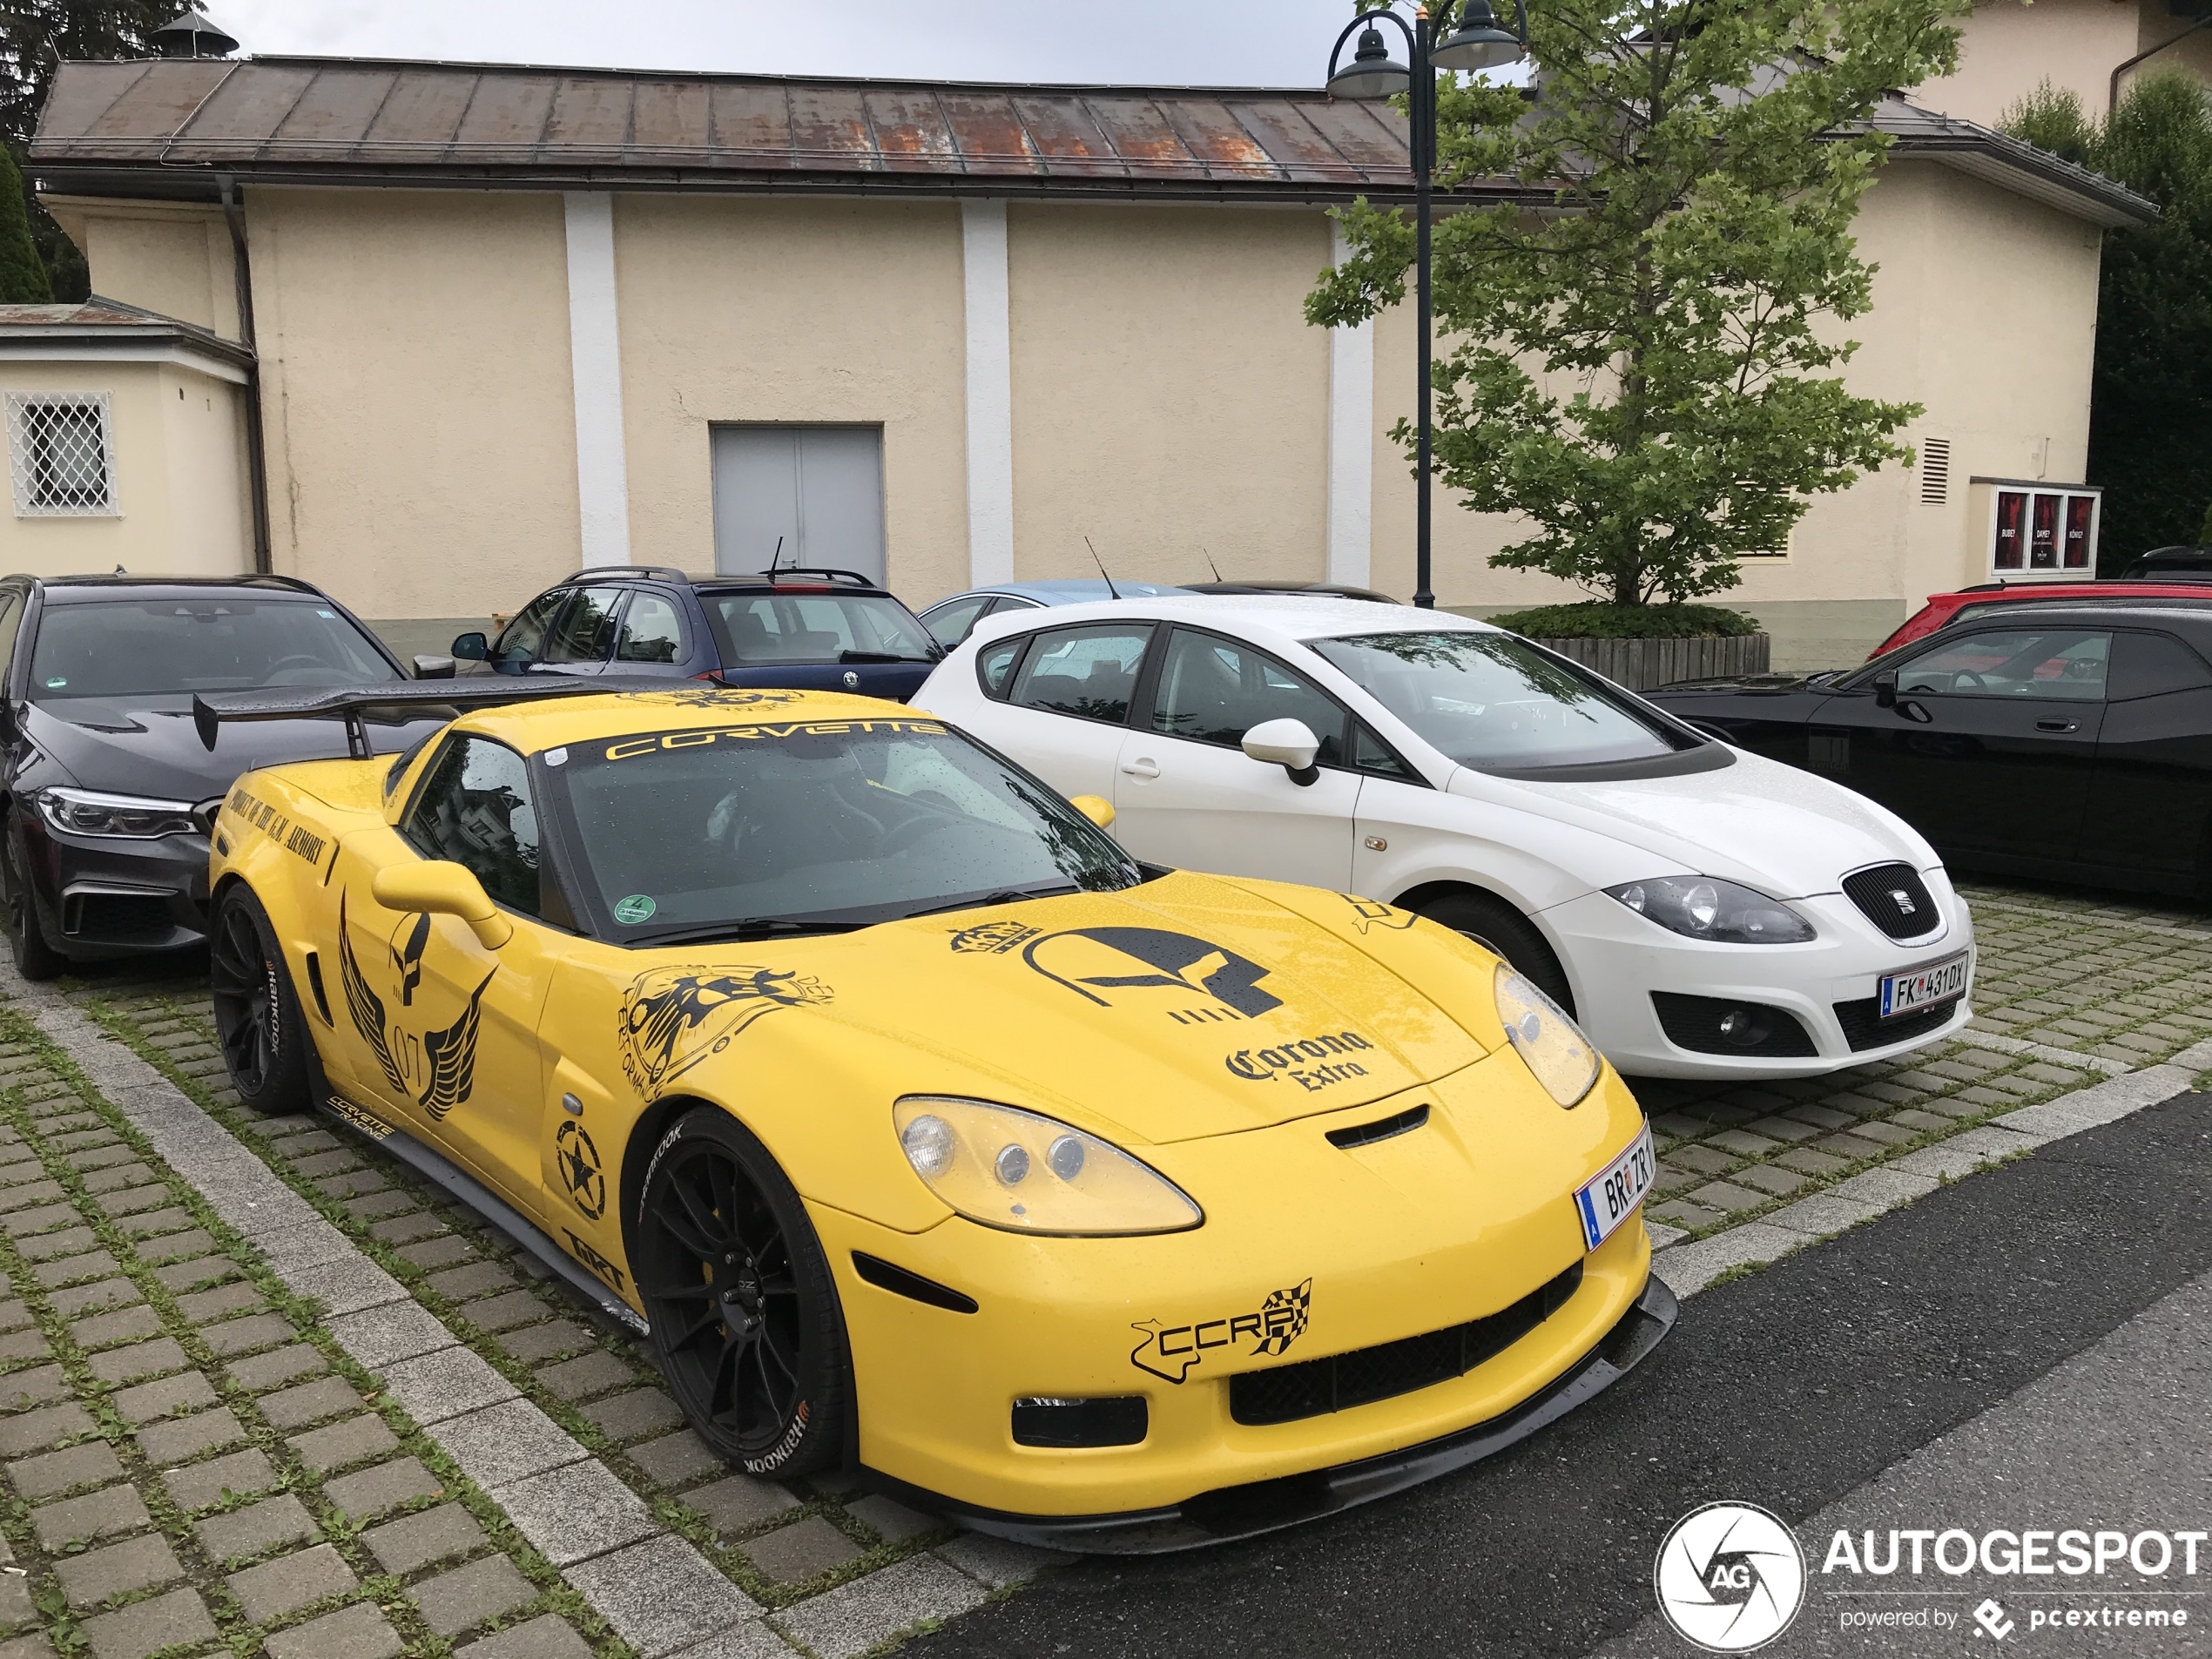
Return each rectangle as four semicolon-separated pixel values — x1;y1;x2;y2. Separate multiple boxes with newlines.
1242;718;1321;787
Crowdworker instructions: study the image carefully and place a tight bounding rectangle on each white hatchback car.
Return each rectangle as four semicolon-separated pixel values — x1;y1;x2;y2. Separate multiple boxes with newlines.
917;596;1975;1079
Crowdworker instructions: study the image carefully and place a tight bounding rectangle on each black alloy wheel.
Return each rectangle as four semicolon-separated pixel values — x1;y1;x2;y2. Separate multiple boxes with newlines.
3;818;64;981
637;1109;848;1478
207;887;313;1115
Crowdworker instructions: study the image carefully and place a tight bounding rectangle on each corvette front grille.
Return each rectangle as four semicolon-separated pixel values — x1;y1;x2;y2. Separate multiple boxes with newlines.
1229;1262;1583;1427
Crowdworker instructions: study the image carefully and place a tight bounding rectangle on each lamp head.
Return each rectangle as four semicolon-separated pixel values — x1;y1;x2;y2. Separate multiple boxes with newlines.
1327;22;1413;98
1433;0;1527;70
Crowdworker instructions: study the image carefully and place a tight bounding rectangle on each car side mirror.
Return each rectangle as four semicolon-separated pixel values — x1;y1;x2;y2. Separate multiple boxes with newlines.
413;654;455;680
1069;793;1116;831
369;860;512;949
1242;718;1321;786
451;631;489;662
1872;671;1898;709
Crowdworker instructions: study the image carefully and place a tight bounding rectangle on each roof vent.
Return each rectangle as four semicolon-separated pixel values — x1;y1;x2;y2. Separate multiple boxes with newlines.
1919;435;1951;505
151;6;239;58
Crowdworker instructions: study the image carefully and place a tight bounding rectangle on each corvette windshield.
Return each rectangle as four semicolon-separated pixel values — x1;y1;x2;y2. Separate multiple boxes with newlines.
552;718;1140;939
1311;631;1682;771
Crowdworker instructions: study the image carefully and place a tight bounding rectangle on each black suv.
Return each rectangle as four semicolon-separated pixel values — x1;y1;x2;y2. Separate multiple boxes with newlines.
454;566;943;701
0;573;449;977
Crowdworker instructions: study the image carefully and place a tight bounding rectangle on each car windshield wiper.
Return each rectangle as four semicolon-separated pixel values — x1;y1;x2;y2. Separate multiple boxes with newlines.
897;881;1089;921
634;917;868;947
839;650;936;664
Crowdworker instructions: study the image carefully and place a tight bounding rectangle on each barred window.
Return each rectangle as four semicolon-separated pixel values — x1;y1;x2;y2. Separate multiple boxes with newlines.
8;394;118;516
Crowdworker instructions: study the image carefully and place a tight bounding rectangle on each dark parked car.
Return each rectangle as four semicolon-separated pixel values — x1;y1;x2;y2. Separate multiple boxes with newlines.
455;565;941;700
0;574;449;978
2118;545;2212;582
1645;604;2212;896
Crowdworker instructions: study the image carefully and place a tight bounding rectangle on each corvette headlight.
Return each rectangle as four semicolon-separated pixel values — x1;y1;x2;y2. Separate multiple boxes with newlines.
1494;962;1599;1108
893;1097;1201;1236
1605;875;1816;944
37;787;199;840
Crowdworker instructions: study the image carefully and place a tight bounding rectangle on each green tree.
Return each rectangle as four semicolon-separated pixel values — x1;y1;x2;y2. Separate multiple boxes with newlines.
2004;77;2212;564
0;141;47;300
1311;0;1969;607
0;0;172;300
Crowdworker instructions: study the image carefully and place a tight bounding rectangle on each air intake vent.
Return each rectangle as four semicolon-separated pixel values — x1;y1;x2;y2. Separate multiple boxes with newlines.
1920;437;1951;505
1841;864;1939;941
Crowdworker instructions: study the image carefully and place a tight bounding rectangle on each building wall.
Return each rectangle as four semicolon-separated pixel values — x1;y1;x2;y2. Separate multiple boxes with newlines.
1918;0;2144;126
0;358;249;578
46;198;242;343
610;194;970;599
1004;203;1334;595
242;186;583;622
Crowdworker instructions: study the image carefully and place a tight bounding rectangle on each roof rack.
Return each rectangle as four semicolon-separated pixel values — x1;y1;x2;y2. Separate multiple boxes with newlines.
743;568;879;589
43;572;324;593
570;564;693;583
192;675;672;759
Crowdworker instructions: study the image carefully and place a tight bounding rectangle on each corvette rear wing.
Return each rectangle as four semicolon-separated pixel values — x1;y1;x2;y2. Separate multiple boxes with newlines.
192;677;674;758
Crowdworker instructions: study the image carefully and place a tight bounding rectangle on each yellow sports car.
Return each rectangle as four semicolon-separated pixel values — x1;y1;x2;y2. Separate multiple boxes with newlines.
196;681;1673;1552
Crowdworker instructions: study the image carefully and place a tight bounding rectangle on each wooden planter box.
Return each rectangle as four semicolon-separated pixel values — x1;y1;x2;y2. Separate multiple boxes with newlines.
1523;632;1770;692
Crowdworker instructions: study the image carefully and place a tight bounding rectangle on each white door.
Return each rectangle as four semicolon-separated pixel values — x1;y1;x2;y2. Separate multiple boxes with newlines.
1110;626;1361;890
710;425;885;582
983;620;1157;806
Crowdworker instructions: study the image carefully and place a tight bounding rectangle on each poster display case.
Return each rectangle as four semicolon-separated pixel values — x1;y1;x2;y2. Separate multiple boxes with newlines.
1972;477;2101;579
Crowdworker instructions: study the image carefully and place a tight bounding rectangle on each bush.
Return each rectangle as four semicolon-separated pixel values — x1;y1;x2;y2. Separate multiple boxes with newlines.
1484;603;1762;640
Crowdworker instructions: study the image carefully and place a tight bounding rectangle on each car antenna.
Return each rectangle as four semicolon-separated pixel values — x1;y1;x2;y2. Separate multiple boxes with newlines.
1084;536;1123;601
768;535;787;573
1199;547;1224;583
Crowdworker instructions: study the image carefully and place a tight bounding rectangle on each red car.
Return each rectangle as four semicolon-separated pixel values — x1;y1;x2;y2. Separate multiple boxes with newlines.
1869;577;2212;658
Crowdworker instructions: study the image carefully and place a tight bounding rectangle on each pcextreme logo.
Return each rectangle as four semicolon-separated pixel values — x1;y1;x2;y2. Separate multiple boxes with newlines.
1655;1503;1808;1653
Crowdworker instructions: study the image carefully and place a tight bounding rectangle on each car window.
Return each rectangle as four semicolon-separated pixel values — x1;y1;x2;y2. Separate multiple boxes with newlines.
977;637;1024;699
0;590;24;689
922;596;992;650
2107;631;2210;701
1007;624;1152;725
616;592;685;664
1352;721;1415;780
496;591;567;665
703;591;935;666
27;598;398;699
1150;628;1345;764
404;736;540;916
1898;629;2111;701
1311;631;1681;771
543;586;626;664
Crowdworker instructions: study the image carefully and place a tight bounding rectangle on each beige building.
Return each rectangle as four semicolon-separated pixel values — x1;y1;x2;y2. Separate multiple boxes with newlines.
1919;0;2212;129
21;54;2155;666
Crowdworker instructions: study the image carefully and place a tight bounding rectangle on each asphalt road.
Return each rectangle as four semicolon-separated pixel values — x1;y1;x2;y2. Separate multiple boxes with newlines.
907;1090;2212;1659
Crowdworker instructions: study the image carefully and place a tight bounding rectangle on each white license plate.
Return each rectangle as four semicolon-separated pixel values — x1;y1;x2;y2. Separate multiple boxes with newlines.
1575;1124;1656;1253
1879;950;1971;1020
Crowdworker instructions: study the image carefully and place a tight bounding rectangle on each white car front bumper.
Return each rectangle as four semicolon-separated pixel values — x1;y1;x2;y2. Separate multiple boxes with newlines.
1538;870;1976;1080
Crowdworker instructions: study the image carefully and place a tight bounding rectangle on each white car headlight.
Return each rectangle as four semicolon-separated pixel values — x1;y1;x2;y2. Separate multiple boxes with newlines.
893;1097;1201;1236
1494;962;1600;1107
37;787;200;840
1606;875;1816;944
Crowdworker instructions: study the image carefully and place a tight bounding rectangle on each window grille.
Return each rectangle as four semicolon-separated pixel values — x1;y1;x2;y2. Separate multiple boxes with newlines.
1919;436;1951;506
8;393;118;516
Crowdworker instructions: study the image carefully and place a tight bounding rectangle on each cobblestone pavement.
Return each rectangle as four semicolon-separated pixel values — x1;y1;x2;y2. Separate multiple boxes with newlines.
1633;880;2212;1238
13;876;2202;1656
0;1008;614;1659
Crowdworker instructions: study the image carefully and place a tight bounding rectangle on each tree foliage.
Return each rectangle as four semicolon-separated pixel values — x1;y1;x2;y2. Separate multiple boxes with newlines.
1310;0;1969;606
2003;77;2212;564
0;0;171;300
0;141;48;300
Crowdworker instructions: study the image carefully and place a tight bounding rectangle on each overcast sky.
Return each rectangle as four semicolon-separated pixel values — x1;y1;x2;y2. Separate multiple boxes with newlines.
206;1;1379;87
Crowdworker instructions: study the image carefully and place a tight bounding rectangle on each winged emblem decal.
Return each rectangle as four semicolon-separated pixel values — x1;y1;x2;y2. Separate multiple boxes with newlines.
339;890;496;1119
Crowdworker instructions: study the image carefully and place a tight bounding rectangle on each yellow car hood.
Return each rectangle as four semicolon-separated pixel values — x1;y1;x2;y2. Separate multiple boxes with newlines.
778;871;1502;1146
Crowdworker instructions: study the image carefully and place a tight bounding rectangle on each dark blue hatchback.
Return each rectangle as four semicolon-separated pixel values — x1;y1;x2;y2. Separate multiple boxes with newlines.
453;567;942;701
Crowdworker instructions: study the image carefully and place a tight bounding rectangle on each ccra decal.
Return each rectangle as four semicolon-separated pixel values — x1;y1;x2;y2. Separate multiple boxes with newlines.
1130;1279;1312;1383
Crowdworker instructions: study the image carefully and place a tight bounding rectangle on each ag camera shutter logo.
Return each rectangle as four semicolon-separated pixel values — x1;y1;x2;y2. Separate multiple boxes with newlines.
1655;1501;1808;1652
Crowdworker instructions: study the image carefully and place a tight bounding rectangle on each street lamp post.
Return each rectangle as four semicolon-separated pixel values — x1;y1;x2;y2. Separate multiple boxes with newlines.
1326;2;1527;610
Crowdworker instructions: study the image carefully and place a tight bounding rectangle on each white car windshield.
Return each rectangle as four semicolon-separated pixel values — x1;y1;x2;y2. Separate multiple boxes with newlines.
1310;631;1682;771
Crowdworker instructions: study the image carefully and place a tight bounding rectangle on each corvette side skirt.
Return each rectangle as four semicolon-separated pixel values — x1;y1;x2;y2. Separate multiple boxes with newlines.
312;1093;649;1337
865;1272;1678;1556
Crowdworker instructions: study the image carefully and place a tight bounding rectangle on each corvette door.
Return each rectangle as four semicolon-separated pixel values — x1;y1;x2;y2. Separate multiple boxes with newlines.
327;735;561;1219
1112;627;1361;890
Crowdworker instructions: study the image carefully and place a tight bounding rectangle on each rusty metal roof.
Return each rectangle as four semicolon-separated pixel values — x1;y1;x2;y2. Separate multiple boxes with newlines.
28;56;1457;204
25;56;2157;226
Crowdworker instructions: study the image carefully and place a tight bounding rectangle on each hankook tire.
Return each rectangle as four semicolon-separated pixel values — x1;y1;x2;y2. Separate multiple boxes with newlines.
207;885;314;1115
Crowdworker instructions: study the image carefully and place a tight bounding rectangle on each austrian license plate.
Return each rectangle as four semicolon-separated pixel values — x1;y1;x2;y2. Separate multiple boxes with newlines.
1878;950;1971;1020
1574;1124;1656;1253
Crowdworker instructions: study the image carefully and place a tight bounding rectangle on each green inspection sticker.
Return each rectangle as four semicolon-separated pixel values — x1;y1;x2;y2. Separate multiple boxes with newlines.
613;894;657;925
